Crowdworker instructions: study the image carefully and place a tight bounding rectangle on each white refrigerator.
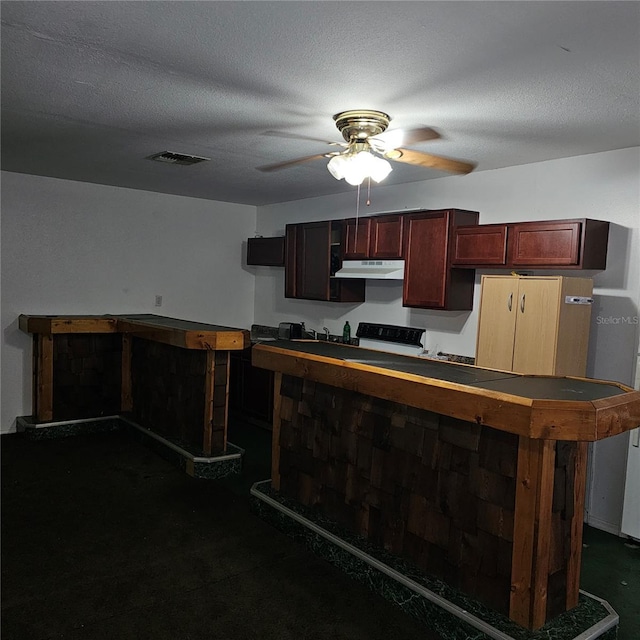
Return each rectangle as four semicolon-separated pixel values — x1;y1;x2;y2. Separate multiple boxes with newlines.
621;353;640;540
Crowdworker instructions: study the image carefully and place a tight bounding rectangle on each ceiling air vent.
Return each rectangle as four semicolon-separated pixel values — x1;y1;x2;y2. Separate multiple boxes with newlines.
147;151;210;166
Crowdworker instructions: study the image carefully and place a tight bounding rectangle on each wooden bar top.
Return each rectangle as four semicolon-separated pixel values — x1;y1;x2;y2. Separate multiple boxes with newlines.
252;339;640;442
19;314;250;351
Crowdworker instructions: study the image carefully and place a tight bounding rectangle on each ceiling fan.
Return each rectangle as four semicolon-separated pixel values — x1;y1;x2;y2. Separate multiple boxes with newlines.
257;110;476;185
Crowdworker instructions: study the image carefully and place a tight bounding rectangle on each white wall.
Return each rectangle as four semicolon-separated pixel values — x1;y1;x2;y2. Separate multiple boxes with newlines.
255;147;640;534
1;171;257;433
2;150;638;533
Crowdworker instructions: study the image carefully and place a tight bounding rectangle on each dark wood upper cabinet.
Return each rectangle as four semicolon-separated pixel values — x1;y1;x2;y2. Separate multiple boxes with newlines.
343;217;371;259
508;219;609;268
509;220;581;266
284;213;608;308
284;224;298;298
247;236;285;266
452;218;609;270
370;214;404;258
451;224;508;265
296;221;331;300
285;220;365;302
403;209;479;309
343;214;404;259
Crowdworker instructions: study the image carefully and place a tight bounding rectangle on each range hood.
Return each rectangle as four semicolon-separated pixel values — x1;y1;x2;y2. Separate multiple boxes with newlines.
334;260;405;280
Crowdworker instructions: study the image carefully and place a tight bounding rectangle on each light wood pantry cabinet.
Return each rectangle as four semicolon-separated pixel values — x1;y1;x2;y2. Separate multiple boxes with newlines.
475;275;593;376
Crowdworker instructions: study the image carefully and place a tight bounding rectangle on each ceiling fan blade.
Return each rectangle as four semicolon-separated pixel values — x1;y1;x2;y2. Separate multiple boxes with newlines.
262;130;345;146
388;148;476;175
372;126;441;150
256;153;333;172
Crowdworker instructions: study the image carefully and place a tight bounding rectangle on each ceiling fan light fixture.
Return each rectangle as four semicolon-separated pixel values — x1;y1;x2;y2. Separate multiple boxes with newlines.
327;149;392;185
366;154;393;183
327;154;349;180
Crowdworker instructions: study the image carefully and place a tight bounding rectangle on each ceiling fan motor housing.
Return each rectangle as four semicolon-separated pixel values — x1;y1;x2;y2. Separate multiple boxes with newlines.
333;110;390;142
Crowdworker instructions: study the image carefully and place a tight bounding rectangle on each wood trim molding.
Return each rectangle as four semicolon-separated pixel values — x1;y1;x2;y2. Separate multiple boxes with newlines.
19;314;250;352
252;343;640;442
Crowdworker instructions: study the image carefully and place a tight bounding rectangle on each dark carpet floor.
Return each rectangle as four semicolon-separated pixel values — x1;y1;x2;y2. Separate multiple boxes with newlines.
2;422;638;640
1;425;440;640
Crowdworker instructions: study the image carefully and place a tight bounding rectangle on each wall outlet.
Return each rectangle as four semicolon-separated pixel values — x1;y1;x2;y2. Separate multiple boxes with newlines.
154;295;163;307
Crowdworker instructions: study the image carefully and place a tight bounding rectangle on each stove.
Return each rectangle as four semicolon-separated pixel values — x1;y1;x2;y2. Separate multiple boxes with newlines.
356;322;426;357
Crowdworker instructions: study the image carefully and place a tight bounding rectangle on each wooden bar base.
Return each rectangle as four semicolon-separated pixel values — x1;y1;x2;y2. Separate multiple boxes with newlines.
271;375;589;626
19;314;250;456
252;341;640;630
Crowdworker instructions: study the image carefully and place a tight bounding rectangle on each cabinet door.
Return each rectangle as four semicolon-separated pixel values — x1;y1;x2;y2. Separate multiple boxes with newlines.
509;221;581;266
403;210;478;309
247;236;285;266
370;214;404;258
475;277;518;370
296;221;332;300
284;225;297;298
452;225;507;266
286;220;365;302
403;212;449;308
511;278;561;374
344;217;371;258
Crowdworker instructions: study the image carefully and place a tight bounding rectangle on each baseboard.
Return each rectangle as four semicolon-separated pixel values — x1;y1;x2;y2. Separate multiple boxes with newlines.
585;514;622;537
14;414;243;480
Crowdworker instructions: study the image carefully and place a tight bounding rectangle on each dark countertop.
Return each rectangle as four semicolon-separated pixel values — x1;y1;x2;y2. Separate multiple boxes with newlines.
19;314;251;350
262;339;625;401
252;340;640;441
115;314;247;333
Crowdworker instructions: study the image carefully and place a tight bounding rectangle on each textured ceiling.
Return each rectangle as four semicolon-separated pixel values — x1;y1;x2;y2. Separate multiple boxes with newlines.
2;1;639;206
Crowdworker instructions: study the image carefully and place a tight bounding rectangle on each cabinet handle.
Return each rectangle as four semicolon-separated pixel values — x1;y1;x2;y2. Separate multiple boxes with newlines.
520;293;526;313
507;292;513;312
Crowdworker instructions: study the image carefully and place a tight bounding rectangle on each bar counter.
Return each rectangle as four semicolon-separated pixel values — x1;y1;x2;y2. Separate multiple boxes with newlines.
19;314;250;455
252;339;640;631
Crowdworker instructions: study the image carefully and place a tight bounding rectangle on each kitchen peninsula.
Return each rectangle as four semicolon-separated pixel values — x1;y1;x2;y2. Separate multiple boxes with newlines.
251;340;640;633
18;314;250;474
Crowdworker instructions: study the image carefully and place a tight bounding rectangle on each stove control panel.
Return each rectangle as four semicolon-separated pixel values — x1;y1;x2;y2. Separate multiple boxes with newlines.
356;322;425;347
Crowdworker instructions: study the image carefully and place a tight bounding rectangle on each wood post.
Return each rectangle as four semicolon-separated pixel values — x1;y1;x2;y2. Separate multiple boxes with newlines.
271;372;283;490
222;350;231;452
203;351;230;455
34;334;53;422
121;334;133;412
566;441;588;610
510;436;556;629
204;351;216;456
